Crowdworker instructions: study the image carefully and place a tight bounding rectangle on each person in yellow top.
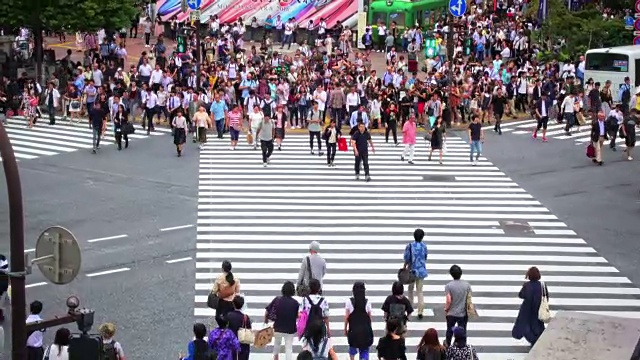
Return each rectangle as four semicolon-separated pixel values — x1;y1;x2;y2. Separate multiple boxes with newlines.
211;260;240;327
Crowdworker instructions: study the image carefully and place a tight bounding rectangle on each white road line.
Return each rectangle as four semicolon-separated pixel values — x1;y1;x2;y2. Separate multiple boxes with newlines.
86;234;128;243
166;257;193;264
26;282;47;288
160;224;194;232
85;267;131;277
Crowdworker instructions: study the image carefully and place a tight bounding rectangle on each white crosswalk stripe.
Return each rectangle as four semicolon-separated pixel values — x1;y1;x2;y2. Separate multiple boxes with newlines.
195;134;640;359
1;116;172;160
483;119;599;144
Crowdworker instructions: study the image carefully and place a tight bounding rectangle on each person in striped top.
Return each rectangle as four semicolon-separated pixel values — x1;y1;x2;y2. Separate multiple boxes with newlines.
227;103;243;150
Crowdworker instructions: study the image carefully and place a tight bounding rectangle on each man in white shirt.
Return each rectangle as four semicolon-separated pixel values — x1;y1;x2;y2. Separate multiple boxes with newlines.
561;93;576;135
346;86;360;118
138;60;153;85
144;88;158;134
149;64;163;92
26;301;45;360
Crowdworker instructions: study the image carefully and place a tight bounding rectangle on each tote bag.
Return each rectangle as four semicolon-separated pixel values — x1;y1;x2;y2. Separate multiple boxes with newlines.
538;282;551;323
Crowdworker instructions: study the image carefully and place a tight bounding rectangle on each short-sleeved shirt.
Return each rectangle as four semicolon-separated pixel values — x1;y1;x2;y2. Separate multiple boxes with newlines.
351;130;371;154
209;100;228;121
468;122;482;141
445;279;471;318
299;294;329;318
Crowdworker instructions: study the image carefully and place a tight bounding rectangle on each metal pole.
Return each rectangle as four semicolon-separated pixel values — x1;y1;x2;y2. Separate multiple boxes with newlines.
446;15;455;123
0;122;27;360
195;12;202;90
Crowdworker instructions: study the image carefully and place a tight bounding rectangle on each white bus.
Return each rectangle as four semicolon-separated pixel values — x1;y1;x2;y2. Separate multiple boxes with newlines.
584;45;640;101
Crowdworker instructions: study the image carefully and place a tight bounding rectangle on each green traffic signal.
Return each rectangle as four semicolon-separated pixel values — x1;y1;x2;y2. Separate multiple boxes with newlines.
177;35;187;54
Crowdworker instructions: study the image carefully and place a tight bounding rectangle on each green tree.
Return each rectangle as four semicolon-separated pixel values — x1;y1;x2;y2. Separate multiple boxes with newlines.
527;0;634;61
0;0;138;82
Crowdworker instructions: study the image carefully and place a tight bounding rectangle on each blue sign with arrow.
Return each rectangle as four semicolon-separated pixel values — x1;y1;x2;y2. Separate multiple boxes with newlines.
626;16;634;27
448;0;466;17
187;0;201;10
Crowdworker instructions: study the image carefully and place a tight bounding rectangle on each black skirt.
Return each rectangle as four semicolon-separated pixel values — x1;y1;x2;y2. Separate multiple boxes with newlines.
275;128;285;139
430;135;442;150
173;128;186;145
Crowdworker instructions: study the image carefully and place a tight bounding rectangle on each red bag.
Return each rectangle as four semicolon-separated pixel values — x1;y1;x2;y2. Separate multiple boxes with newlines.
586;144;595;158
338;137;348;152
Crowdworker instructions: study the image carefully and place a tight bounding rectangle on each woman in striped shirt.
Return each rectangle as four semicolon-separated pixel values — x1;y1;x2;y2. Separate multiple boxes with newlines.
227;103;243;150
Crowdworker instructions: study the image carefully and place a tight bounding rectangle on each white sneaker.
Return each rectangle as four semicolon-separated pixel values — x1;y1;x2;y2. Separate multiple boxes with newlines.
229;146;234;150
628;156;633;161
263;162;267;167
472;160;477;166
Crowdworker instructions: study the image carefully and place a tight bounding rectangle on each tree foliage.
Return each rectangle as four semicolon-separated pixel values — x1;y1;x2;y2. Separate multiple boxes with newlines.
0;0;138;32
527;0;634;60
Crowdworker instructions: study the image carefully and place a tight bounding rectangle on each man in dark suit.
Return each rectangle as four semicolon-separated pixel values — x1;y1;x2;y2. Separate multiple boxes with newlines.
590;110;608;165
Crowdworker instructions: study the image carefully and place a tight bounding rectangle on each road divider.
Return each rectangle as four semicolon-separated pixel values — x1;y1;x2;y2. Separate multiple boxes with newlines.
166;257;192;264
87;234;128;243
86;268;130;277
160;224;194;232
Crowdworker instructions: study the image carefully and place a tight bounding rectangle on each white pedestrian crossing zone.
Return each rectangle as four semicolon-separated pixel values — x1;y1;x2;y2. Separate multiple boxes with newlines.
485;118;599;144
2;116;171;161
195;133;640;360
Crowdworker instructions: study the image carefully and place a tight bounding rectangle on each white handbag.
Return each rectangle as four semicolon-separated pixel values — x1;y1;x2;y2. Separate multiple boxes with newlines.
238;315;255;345
538;281;551;323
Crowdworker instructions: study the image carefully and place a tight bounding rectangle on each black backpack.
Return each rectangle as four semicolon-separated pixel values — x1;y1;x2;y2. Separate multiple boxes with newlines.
262;100;273;118
305;296;325;328
100;340;118;360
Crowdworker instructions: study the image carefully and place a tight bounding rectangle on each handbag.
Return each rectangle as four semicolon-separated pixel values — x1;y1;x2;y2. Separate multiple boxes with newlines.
246;132;254;144
253;326;274;348
538;282;551;323
296;256;313;297
337;137;348;152
466;290;478;319
123;122;135;135
586;143;595;159
238;315;255;344
397;244;416;285
266;296;280;321
207;281;237;309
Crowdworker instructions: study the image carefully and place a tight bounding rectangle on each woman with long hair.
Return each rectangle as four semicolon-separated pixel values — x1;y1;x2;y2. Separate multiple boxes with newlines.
211;260;240;327
344;281;373;360
180;323;209;360
44;327;71;360
428;116;446;164
302;316;334;360
113;104;129;150
416;328;445;360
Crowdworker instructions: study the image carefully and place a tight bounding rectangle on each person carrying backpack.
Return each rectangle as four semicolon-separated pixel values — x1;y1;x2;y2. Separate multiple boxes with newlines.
381;281;413;335
301;315;335;360
98;323;126;360
344;281;374;360
297;279;330;338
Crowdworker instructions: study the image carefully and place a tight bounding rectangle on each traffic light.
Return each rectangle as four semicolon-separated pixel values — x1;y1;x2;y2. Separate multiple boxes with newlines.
177;35;187;54
464;38;472;56
424;38;438;58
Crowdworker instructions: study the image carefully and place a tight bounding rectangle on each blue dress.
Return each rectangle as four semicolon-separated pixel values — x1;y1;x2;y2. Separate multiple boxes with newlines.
512;280;547;345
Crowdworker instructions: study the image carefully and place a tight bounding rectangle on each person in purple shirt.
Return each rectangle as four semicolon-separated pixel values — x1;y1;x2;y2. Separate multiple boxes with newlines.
208;316;240;360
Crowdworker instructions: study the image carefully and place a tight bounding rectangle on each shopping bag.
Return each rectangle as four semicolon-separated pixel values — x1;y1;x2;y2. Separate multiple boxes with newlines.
586;143;595;159
246;132;253;144
253;326;274;348
337;137;348;152
443;141;448;154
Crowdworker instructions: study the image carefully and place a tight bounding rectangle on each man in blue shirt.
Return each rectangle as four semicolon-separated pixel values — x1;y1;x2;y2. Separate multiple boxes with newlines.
349;105;369;134
403;228;428;319
209;93;228;139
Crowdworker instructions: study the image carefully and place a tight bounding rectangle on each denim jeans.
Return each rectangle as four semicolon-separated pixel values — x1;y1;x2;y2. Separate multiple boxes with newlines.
92;126;102;150
470;140;482;161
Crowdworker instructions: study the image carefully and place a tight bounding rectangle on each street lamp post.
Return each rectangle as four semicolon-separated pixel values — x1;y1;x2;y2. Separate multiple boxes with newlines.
0;122;27;360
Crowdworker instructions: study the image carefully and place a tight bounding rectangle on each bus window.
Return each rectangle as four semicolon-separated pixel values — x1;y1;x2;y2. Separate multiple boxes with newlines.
586;52;629;72
373;13;387;24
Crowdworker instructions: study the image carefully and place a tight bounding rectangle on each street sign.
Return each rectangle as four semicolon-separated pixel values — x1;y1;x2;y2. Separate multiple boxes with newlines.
627;16;635;30
187;0;201;10
190;10;201;22
34;226;81;285
635;18;640;32
635;37;640;46
448;0;466;17
636;0;640;14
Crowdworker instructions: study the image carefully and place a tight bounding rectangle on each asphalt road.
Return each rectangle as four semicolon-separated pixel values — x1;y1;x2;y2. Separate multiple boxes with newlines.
460;126;640;286
0;131;199;358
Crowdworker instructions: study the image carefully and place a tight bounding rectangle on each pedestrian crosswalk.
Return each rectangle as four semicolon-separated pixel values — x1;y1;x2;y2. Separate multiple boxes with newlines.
2;116;172;161
195;133;640;360
484;118;596;144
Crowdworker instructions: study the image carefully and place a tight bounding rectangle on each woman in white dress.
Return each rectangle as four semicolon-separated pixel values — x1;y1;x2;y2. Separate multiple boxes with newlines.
249;104;264;149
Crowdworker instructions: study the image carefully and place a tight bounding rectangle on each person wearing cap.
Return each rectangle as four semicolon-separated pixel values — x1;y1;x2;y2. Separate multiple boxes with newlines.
297;241;327;293
445;327;478;360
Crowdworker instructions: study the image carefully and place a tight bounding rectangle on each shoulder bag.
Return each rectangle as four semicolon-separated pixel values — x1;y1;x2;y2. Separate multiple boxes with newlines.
397;244;416;285
296;256;313;297
466;288;478;319
207;280;236;309
538;281;551;323
238;314;255;344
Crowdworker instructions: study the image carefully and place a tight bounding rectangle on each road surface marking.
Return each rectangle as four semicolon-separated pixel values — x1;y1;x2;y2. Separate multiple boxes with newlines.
26;282;47;288
87;234;128;243
160;224;194;232
86;268;130;277
24;248;35;253
166;257;192;264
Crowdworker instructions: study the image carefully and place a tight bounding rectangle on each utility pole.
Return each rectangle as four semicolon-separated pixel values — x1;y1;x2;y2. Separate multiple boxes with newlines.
195;12;201;90
0;122;27;360
446;15;455;122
